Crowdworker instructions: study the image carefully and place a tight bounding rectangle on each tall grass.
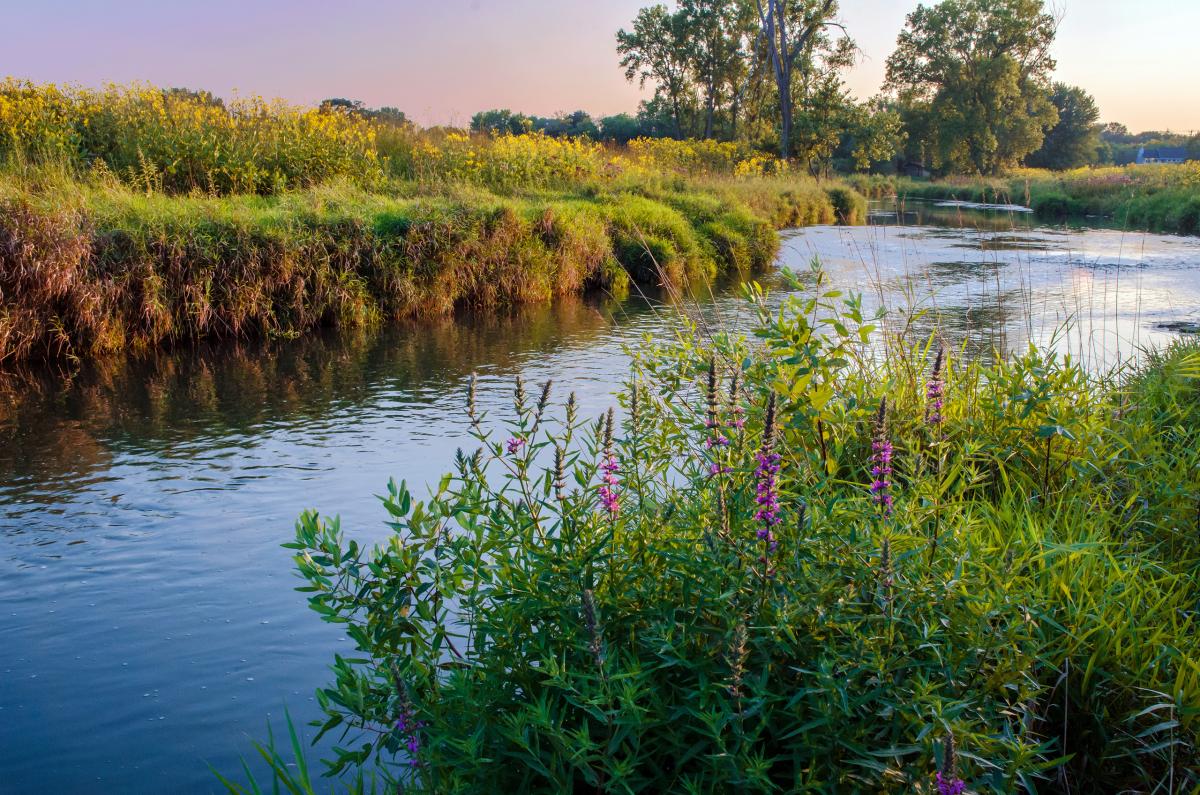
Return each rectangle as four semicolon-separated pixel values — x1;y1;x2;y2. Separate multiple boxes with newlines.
0;79;870;368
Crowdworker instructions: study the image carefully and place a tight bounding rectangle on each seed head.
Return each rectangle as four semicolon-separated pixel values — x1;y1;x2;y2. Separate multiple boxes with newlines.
467;372;479;427
514;374;527;416
706;357;719;430
534;379;553;427
553;445;567;501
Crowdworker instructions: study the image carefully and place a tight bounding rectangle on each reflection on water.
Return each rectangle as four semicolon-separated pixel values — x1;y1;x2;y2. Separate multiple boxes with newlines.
3;203;1200;793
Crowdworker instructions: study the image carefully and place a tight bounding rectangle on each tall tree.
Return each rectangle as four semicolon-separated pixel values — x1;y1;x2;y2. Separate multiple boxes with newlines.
753;0;842;159
678;0;744;139
1026;83;1101;169
618;6;696;138
885;0;1059;174
789;31;856;173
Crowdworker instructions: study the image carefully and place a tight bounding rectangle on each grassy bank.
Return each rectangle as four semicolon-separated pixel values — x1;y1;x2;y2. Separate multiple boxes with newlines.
853;164;1200;233
228;284;1200;793
0;80;867;367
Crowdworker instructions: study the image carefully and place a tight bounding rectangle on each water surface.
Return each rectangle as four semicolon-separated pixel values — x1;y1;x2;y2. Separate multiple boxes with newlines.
3;203;1200;792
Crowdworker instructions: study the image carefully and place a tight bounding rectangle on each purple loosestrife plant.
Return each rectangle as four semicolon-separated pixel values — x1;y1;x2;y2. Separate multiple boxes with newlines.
754;393;781;561
870;398;894;517
506;436;526;456
394;705;425;767
926;345;946;428
598;408;620;518
936;732;966;795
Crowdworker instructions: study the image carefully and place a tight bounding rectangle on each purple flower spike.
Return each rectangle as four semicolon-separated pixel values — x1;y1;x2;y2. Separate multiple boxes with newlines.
506;436;525;455
926;346;946;427
705;434;730;449
870;398;894;517
753;450;782;531
936;731;965;795
598;454;620;517
395;705;425;768
936;772;966;795
754;393;781;558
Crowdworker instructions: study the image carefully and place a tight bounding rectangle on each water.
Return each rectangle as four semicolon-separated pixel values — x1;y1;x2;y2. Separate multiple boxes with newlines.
3;203;1199;793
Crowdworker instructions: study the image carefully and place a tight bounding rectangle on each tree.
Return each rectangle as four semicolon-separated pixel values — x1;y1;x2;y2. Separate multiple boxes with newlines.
1026;83;1101;169
599;113;648;144
533;111;600;139
788;30;858;173
753;0;843;159
618;5;697;138
678;0;745;139
841;99;905;172
320;99;411;128
320;97;365;114
470;109;533;136
165;87;225;109
885;0;1059;174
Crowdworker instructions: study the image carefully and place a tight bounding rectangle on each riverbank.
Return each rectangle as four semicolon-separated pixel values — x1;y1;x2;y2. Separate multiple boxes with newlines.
0;80;880;367
849;164;1200;233
0;173;867;367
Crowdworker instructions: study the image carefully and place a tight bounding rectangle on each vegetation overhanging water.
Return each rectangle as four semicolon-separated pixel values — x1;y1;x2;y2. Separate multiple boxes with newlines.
3;206;1200;792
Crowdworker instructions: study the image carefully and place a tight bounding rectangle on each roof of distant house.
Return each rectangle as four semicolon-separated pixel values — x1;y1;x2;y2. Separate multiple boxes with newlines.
1141;147;1189;160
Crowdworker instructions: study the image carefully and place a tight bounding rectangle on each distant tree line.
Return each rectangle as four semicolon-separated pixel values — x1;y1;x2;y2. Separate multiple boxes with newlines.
312;0;1197;176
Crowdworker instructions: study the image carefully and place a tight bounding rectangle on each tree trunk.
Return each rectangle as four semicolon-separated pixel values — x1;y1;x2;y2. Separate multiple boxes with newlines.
704;85;716;139
779;80;792;158
755;0;837;160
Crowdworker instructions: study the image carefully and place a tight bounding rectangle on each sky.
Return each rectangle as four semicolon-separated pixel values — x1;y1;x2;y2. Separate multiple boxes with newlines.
3;0;1197;132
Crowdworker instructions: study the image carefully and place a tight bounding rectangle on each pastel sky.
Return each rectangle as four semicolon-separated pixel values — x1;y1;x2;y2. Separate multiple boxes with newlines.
3;0;1197;132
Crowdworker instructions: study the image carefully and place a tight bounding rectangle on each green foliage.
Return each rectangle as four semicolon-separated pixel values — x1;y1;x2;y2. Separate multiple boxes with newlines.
885;162;1200;232
618;4;698;139
597;113;650;145
243;278;1200;792
0;79;382;195
470;109;534;136
885;0;1059;175
1026;84;1102;170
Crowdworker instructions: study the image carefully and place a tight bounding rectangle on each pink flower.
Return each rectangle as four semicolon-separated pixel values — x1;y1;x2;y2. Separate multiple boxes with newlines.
598;454;620;517
870;399;894;517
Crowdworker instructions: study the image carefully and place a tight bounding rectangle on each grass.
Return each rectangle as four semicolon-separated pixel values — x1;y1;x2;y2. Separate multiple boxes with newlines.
866;164;1200;233
0;171;865;366
0;79;870;368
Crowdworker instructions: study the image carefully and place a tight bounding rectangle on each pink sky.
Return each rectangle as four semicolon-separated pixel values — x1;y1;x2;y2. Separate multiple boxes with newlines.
4;0;1197;132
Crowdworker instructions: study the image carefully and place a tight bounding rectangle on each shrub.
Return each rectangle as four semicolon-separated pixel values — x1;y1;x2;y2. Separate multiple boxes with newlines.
250;276;1200;793
825;185;868;224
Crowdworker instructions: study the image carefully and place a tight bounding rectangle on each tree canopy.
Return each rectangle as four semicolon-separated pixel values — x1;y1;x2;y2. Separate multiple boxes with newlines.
1026;83;1101;169
885;0;1059;174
